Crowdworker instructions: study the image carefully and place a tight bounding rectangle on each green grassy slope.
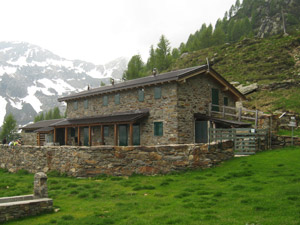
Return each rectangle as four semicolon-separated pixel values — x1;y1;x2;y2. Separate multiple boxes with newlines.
172;33;300;113
2;147;300;225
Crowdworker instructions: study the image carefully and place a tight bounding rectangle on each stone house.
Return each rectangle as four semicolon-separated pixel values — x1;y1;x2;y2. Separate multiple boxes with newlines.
22;65;246;146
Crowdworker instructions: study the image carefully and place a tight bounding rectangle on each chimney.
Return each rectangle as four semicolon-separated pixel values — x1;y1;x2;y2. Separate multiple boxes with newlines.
111;78;115;85
87;85;90;90
152;68;157;76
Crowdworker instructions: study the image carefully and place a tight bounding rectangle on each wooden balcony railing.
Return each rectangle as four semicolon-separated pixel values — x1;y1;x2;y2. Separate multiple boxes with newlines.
208;103;261;128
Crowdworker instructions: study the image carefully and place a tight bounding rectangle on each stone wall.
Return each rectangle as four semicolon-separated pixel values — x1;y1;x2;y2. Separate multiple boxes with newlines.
0;142;234;177
271;135;300;149
21;131;36;146
177;73;237;143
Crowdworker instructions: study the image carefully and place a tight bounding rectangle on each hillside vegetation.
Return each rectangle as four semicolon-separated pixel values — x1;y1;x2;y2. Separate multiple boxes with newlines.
172;33;300;113
2;147;300;225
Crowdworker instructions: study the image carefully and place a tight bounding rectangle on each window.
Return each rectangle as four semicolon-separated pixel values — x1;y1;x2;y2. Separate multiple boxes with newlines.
154;87;161;99
138;89;144;102
224;97;228;106
212;88;219;111
73;101;78;110
104;126;109;137
70;128;76;137
103;96;108;106
84;99;88;109
115;93;120;105
154;122;163;136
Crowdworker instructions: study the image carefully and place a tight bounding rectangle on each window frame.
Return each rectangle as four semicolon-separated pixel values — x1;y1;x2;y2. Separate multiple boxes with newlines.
224;97;229;106
154;121;163;136
138;89;144;102
154;87;161;99
84;99;89;109
104;126;109;137
103;96;108;106
115;93;120;105
73;101;78;110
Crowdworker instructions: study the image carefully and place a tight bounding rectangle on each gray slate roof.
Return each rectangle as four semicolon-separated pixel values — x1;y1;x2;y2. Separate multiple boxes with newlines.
58;65;208;102
21;119;65;131
52;109;149;127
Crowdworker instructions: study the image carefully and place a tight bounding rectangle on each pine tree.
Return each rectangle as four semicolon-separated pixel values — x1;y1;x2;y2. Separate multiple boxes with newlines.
45;109;53;120
155;35;172;72
146;45;156;71
123;54;145;80
53;107;61;119
0;114;17;142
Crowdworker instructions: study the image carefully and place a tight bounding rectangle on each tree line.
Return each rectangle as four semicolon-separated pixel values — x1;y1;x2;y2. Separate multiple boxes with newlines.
34;107;63;122
123;0;300;80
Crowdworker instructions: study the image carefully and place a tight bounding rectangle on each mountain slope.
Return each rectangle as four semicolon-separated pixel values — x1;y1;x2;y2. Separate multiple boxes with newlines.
172;33;300;113
0;42;128;126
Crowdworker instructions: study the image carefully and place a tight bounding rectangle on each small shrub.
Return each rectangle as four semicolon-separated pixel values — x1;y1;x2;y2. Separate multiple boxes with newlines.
160;181;169;186
197;191;211;196
70;190;79;195
78;192;89;198
110;177;123;181
174;192;191;198
213;191;223;197
133;185;155;191
67;183;78;188
61;215;75;220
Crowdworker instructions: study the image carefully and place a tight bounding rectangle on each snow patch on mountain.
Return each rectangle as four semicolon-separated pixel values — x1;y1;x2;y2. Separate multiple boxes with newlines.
21;86;43;113
37;78;76;96
0;66;17;76
8;98;23;110
0;96;7;126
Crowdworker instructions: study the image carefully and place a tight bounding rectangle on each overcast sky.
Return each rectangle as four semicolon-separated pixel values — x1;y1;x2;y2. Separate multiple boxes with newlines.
0;0;237;64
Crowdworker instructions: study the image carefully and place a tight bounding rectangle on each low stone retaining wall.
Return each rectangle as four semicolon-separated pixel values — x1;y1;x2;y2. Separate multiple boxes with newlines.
0;142;234;176
0;172;53;223
0;196;53;223
272;135;300;149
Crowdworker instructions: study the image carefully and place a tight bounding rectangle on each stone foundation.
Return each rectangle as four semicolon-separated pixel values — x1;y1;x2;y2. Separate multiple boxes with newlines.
0;143;234;176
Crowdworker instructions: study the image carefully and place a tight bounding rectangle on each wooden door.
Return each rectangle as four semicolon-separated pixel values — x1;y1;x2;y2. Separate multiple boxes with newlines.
212;88;219;111
195;121;208;143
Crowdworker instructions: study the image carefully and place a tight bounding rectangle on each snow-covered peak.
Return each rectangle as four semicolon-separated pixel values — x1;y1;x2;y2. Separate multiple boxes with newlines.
0;41;128;126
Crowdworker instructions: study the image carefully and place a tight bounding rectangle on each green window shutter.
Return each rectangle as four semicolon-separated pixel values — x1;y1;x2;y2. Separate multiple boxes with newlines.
84;99;88;109
115;94;120;105
154;87;161;99
224;97;228;106
104;126;109;137
133;124;140;145
138;89;144;102
103;96;108;106
73;101;78;110
212;88;219;111
154;122;163;136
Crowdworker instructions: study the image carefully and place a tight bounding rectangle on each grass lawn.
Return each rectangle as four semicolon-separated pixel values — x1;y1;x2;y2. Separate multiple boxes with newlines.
1;147;300;225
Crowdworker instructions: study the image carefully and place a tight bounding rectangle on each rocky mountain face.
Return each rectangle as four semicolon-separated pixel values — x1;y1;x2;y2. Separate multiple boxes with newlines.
0;42;128;127
234;0;300;37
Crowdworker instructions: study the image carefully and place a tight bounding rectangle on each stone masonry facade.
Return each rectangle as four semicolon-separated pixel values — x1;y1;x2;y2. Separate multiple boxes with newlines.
177;73;236;144
64;72;237;146
0;142;234;177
